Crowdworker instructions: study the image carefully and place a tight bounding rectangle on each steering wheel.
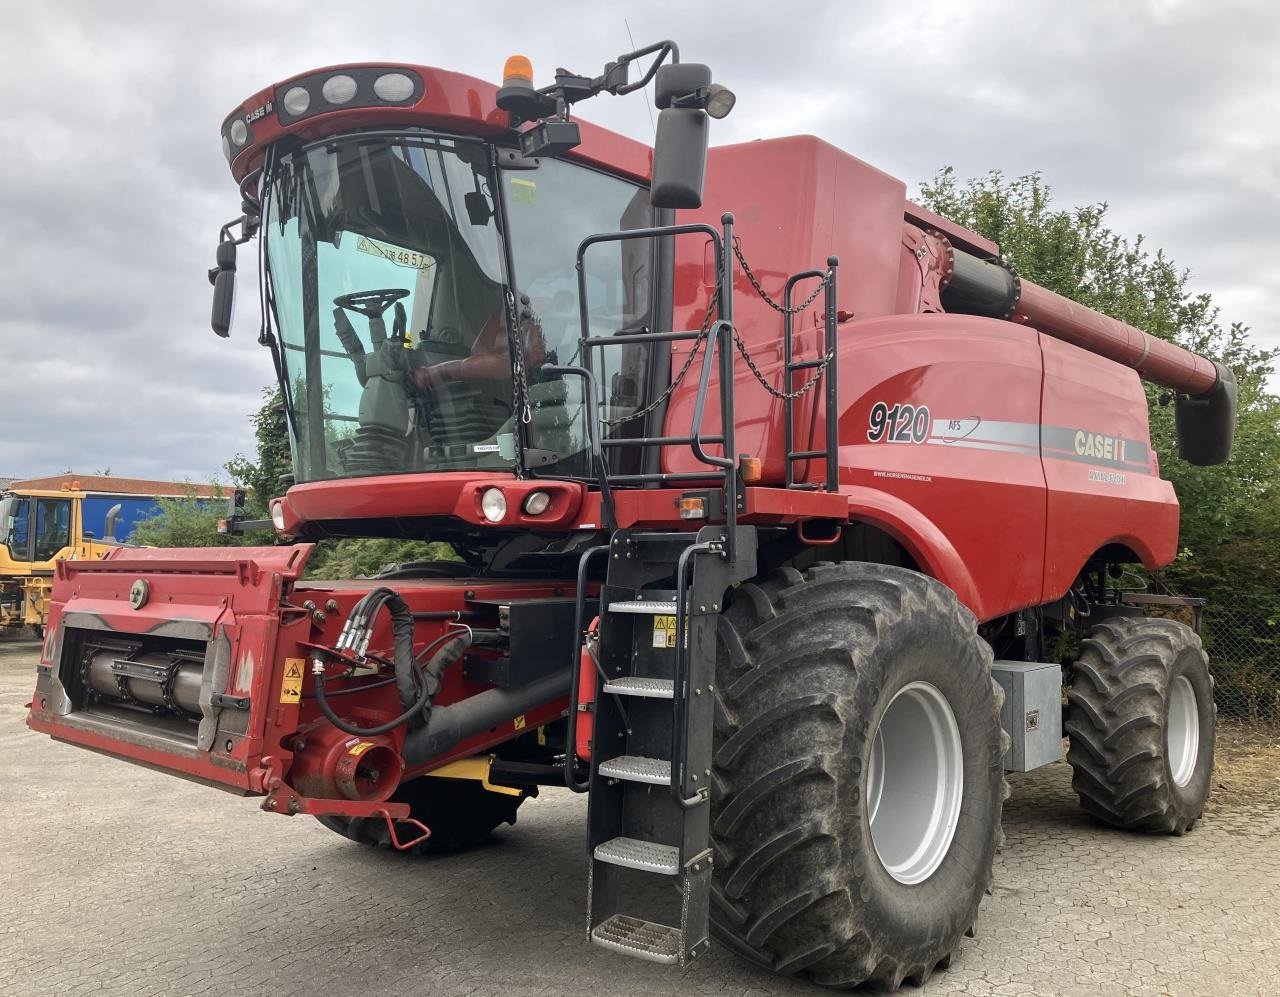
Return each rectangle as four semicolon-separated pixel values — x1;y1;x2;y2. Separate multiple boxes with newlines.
333;288;410;318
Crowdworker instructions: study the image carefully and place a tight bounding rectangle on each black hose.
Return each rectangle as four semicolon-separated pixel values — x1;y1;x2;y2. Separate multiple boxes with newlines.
314;629;471;738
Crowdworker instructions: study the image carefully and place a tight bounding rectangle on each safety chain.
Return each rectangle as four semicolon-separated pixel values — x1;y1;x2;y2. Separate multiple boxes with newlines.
732;238;835;401
507;288;532;428
733;237;828;314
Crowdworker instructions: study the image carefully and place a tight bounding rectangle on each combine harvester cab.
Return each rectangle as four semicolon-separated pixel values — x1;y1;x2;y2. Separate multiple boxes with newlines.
27;39;1237;990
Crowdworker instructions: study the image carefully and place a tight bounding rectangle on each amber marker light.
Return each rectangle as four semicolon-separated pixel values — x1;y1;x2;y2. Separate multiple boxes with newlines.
677;497;707;520
502;55;534;87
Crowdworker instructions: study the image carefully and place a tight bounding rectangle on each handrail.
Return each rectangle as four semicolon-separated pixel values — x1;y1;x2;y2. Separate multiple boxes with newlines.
564;544;610;792
671;538;717;808
573;218;736;551
545;364;615;530
782;257;840;491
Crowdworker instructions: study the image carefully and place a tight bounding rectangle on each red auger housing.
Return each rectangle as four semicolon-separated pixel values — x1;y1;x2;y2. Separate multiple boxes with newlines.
27;41;1236;984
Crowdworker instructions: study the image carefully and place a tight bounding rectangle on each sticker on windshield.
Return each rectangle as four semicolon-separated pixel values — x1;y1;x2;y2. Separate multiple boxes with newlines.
355;236;435;270
509;177;537;205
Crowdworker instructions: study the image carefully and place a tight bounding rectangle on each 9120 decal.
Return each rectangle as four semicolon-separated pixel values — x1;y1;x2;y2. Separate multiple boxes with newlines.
867;402;931;444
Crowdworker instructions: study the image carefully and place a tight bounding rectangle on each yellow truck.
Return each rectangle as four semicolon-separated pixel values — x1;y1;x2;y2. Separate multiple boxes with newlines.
0;487;139;636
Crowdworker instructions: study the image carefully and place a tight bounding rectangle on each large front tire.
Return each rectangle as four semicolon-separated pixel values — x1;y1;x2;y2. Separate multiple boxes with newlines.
1065;616;1215;834
711;563;1007;990
317;775;531;856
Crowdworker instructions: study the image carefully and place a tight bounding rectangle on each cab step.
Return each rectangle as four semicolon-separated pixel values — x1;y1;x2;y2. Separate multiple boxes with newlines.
594;836;679;874
601;676;674;699
597;755;671;786
590;914;682;965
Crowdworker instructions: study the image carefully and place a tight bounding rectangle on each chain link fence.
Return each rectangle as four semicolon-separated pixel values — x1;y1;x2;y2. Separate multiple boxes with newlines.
1201;604;1280;727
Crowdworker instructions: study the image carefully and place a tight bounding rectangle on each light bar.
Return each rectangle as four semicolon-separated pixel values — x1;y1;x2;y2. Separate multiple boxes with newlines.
220;67;426;162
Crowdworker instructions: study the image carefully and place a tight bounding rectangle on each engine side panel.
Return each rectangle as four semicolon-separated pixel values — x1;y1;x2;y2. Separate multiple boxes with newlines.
1038;335;1179;597
832;314;1048;622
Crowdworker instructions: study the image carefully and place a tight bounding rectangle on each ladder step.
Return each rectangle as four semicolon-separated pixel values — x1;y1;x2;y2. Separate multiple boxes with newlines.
597;755;671;786
602;676;675;699
590;914;682;964
594;836;680;875
607;599;678;615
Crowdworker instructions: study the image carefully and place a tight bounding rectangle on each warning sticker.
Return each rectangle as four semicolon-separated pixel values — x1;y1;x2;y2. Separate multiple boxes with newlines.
279;657;304;704
513;714;527;730
509;177;537;205
347;741;375;758
652;615;677;649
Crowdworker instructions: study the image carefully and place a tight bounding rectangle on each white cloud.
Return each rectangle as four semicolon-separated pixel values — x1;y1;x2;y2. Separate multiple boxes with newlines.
1;0;1274;479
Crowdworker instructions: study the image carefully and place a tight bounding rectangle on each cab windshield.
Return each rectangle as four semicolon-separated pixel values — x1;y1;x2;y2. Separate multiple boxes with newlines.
264;130;655;484
265;132;515;481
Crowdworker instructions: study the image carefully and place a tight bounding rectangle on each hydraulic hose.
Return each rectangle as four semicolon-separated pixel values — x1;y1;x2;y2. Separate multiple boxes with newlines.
313;627;471;738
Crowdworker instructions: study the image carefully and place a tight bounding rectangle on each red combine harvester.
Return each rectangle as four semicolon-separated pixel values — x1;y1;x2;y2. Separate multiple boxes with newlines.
28;41;1236;989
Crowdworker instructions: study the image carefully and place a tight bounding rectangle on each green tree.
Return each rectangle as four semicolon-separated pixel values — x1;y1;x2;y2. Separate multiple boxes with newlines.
130;484;230;548
224;388;294;515
918;168;1280;715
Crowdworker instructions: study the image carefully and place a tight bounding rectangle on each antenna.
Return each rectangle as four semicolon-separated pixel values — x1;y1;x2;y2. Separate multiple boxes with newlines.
625;18;657;138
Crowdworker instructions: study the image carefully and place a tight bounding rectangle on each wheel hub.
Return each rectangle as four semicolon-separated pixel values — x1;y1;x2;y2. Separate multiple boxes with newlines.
866;681;964;885
1167;674;1200;788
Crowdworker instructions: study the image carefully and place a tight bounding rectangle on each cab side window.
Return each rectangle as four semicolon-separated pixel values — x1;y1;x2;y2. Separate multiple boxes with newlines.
33;499;71;561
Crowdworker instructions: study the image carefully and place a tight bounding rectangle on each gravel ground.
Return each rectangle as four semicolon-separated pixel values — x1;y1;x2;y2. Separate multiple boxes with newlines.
1;640;1277;996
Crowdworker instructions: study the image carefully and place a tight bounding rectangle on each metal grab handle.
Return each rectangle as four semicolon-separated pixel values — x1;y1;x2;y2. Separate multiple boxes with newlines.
565;544;610;792
545;364;615;531
672;539;717;808
689;321;735;470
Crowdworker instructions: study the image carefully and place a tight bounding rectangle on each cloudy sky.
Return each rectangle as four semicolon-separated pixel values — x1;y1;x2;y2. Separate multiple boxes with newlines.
1;0;1276;482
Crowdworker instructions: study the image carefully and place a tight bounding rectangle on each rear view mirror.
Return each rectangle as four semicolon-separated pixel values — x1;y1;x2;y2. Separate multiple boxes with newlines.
210;240;237;337
651;107;709;209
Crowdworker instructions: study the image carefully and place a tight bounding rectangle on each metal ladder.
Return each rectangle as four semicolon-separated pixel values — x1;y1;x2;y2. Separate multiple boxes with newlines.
558;214;836;963
580;526;755;964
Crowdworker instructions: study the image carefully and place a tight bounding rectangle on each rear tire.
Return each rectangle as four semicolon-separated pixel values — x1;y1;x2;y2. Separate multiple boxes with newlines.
711;563;1007;990
1065;616;1215;834
317;776;531;856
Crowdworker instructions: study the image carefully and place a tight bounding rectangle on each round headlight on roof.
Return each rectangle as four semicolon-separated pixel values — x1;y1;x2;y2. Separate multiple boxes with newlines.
221;134;231;160
373;72;415;102
229;118;248;147
282;85;311;116
480;488;507;523
321;74;358;105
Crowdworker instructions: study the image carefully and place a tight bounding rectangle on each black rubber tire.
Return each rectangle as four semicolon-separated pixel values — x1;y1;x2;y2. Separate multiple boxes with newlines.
1065;616;1215;835
710;562;1007;990
317;776;530;856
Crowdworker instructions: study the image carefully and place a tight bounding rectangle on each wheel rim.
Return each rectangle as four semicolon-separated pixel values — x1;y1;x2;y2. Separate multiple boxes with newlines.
866;681;964;886
1167;674;1200;788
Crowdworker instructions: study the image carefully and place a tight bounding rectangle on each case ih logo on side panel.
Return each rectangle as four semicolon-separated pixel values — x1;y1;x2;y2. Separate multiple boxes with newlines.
1073;430;1126;463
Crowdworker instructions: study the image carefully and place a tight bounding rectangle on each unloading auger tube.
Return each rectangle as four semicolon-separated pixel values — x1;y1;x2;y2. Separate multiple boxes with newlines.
940;246;1237;466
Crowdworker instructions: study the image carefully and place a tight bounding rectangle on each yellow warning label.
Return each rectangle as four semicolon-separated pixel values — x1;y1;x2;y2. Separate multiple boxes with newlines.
348;741;375;758
653;615;677;649
279;657;304;704
509;177;537;204
513;714;527;730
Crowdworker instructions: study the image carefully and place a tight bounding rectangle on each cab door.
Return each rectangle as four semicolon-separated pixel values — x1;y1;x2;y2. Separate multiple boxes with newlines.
31;497;73;569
